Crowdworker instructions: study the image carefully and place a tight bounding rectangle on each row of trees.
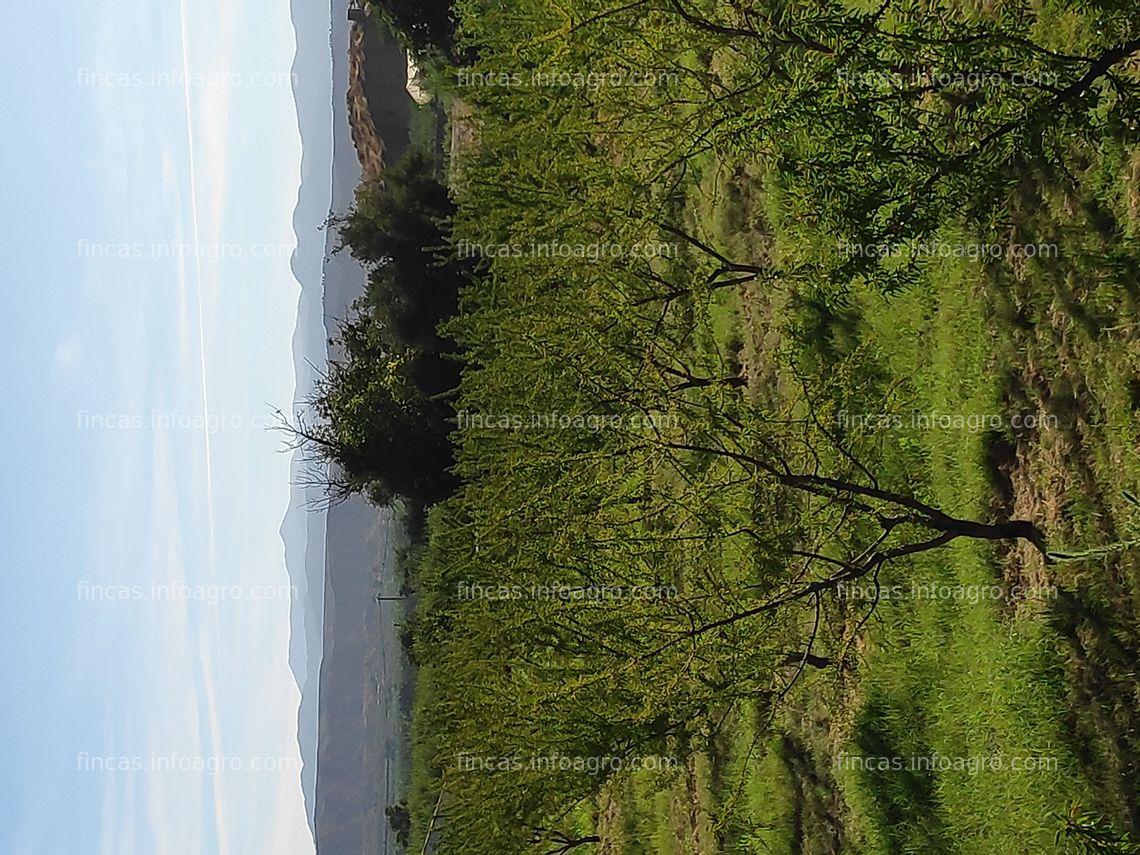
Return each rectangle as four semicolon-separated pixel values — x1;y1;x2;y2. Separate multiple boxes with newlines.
287;153;471;509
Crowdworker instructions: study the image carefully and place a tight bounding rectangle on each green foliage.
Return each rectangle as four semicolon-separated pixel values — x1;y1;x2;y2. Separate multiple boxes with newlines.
1057;803;1140;854
296;153;468;508
337;152;464;358
310;313;458;507
380;0;1140;851
369;0;462;61
1049;491;1140;563
386;801;413;847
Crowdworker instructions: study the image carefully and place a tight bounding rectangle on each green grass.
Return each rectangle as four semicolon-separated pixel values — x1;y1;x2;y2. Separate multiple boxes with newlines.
407;102;442;159
597;149;1140;853
400;4;1140;851
835;256;1084;853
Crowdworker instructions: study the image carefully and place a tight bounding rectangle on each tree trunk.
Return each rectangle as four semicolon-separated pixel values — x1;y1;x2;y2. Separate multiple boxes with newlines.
938;517;1049;557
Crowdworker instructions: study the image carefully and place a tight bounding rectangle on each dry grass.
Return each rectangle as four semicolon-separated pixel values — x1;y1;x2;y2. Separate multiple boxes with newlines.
1125;148;1140;232
348;25;386;185
446;99;478;190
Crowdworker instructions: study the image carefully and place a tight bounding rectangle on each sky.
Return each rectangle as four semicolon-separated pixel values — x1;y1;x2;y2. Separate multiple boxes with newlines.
0;1;319;852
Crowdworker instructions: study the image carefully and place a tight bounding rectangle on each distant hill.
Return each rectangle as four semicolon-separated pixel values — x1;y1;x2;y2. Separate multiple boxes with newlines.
282;0;335;840
346;16;415;185
311;6;419;855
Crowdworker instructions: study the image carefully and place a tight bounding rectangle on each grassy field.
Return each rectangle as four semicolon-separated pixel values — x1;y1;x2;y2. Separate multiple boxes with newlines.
592;141;1140;854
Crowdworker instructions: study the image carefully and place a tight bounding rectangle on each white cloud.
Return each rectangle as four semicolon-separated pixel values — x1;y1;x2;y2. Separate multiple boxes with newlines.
69;0;315;851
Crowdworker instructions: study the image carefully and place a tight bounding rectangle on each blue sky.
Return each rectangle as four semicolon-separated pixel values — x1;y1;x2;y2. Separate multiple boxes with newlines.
1;1;319;852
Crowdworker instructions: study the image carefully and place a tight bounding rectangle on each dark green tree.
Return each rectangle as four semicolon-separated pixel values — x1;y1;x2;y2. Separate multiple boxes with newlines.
337;152;467;358
369;0;462;60
282;312;458;508
282;154;468;509
386;801;413;847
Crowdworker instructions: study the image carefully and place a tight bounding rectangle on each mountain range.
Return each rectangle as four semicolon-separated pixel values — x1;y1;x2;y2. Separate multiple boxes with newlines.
282;3;418;852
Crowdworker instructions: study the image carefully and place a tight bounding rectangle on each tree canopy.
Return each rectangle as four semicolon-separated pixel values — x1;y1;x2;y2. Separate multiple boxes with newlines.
287;152;468;509
369;0;462;60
